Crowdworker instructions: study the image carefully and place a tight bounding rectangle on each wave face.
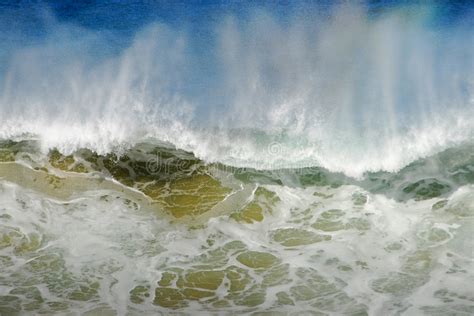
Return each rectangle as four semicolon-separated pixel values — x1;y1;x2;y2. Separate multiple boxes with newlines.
0;3;473;178
0;139;473;314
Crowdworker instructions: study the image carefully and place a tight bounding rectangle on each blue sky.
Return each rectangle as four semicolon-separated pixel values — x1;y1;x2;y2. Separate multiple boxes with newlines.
1;1;471;43
0;0;472;125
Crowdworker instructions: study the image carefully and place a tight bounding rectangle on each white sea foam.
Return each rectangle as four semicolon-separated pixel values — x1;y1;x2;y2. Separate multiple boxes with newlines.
1;179;472;314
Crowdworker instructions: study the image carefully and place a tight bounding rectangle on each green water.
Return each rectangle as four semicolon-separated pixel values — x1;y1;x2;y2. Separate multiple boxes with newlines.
0;140;473;315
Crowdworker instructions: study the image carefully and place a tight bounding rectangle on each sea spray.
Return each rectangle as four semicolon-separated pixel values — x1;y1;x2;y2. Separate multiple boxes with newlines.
1;4;473;177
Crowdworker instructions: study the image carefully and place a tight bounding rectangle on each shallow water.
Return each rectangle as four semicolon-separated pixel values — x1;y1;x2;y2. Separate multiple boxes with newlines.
0;141;473;315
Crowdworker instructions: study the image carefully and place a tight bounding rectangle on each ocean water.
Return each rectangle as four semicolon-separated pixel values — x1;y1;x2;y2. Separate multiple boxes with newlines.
0;2;473;315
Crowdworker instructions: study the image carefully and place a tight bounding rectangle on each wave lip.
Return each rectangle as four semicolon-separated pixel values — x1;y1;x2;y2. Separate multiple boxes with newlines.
1;109;473;180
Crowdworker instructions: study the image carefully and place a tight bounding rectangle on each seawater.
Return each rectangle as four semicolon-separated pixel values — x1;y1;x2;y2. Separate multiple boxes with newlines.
0;2;473;315
0;140;472;315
